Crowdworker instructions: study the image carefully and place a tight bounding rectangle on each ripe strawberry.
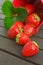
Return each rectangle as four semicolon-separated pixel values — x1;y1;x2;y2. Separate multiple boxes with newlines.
27;13;41;27
16;33;31;45
24;4;35;15
8;21;24;39
22;41;39;57
24;24;36;37
12;0;26;8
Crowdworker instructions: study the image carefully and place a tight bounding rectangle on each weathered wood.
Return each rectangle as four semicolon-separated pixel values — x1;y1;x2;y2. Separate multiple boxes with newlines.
0;37;43;65
0;0;5;6
0;14;5;19
0;51;34;65
0;6;2;10
0;27;7;37
34;29;43;39
0;20;4;27
0;10;2;14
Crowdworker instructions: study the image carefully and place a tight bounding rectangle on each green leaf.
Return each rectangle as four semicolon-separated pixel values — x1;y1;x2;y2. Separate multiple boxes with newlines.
2;0;28;29
4;7;28;29
2;0;15;17
15;7;28;22
4;17;17;29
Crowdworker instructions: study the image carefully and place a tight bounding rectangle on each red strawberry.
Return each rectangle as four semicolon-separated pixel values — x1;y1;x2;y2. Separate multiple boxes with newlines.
12;0;26;8
22;41;39;57
27;13;41;27
16;33;31;45
24;4;35;15
24;24;36;37
8;21;24;39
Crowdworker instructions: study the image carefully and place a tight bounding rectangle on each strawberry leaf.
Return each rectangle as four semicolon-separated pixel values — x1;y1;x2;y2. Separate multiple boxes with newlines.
2;0;15;17
4;17;17;29
2;0;28;29
15;7;28;22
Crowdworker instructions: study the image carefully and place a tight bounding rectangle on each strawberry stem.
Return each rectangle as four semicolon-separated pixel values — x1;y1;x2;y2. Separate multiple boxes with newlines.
16;34;20;43
33;41;39;49
19;27;24;33
33;14;41;21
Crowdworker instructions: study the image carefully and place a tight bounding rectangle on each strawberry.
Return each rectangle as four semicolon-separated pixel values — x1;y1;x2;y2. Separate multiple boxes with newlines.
24;24;36;37
24;4;35;15
22;41;39;57
26;13;41;27
16;33;31;45
8;21;24;39
12;0;26;8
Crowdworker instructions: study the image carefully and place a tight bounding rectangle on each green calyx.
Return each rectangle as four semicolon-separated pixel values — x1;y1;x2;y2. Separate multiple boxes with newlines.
33;14;41;21
16;34;20;43
33;41;39;49
19;27;24;33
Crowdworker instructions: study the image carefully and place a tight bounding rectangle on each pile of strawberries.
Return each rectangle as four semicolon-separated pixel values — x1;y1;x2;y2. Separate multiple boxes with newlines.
6;0;42;57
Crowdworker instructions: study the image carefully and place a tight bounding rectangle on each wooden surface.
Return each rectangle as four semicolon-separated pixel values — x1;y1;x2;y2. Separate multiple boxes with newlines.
0;0;43;65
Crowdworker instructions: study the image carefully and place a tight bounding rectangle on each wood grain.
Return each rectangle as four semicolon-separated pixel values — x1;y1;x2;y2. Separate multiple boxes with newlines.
0;51;34;65
0;0;5;6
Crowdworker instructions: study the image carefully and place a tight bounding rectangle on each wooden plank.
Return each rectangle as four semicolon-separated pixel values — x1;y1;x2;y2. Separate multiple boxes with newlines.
0;10;2;14
0;20;4;27
0;14;5;19
0;37;43;65
0;51;33;65
0;0;5;6
34;29;43;39
0;27;7;37
0;6;2;10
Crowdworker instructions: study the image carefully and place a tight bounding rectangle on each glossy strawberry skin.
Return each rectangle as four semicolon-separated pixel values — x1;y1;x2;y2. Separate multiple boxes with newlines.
12;0;26;8
22;41;39;57
24;4;35;15
8;25;19;39
24;24;36;37
26;13;41;27
16;33;31;45
8;21;24;39
13;21;24;28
